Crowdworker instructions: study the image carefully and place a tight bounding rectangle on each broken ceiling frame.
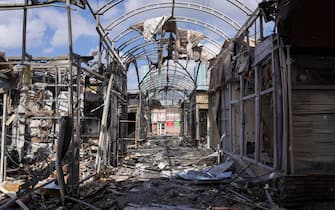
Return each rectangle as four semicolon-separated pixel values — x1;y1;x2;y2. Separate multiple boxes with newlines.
117;33;221;53
86;3;126;71
104;2;242;31
94;0;252;16
88;1;250;101
120;41;217;63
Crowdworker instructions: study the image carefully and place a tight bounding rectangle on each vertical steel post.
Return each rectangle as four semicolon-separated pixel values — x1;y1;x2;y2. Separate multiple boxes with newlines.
0;93;7;182
21;0;28;63
74;58;81;194
66;0;77;195
272;36;283;169
255;66;260;162
239;75;245;156
287;46;294;174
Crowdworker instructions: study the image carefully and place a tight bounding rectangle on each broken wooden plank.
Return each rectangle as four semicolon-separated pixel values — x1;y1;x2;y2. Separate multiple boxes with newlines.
95;73;114;172
0;185;29;210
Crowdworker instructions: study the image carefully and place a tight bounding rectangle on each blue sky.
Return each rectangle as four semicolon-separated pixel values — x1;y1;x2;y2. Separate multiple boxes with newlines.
0;0;263;90
0;3;97;56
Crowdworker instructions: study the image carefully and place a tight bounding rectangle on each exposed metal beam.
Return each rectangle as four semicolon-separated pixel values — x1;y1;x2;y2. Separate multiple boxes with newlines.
227;0;253;15
118;32;221;52
95;0;123;14
113;15;230;47
122;37;219;59
104;2;241;31
140;69;195;91
86;2;126;70
91;0;252;17
139;62;196;85
21;0;28;64
123;41;217;62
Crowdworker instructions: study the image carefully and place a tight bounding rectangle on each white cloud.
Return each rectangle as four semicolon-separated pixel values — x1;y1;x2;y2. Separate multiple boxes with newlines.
0;7;96;52
43;47;54;54
0;10;23;50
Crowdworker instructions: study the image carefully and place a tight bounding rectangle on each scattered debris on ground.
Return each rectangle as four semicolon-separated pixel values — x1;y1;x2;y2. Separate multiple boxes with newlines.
0;136;283;210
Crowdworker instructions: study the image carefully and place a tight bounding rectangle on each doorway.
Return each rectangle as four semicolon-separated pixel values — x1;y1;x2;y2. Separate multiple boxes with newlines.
157;122;166;135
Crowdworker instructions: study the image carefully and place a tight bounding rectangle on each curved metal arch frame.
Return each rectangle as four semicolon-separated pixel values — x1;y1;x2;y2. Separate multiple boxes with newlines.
226;0;253;15
148;89;188;100
95;0;123;14
132;49;210;61
143;59;198;84
123;41;217;62
124;41;218;63
169;16;231;39
141;68;194;83
117;35;221;51
95;0;253;16
132;47;218;59
116;15;230;50
140;70;195;91
147;85;190;94
142;83;194;94
133;53;203;82
118;33;221;52
132;51;210;84
104;2;241;31
140;63;196;84
141;79;195;94
122;42;164;60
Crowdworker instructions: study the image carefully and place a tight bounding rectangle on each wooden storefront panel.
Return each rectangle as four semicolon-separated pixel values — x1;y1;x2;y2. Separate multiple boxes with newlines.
292;89;335;172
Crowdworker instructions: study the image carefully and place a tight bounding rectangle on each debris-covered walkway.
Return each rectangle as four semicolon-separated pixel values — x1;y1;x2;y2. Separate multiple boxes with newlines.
1;1;335;209
75;136;276;210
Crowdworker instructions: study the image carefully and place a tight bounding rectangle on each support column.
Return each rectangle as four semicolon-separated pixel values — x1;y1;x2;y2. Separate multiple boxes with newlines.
135;93;141;147
195;103;200;143
65;0;78;195
272;37;283;169
110;94;118;167
0;93;8;182
21;0;28;63
239;75;245;156
183;106;188;136
96;73;114;172
255;66;261;162
73;58;81;195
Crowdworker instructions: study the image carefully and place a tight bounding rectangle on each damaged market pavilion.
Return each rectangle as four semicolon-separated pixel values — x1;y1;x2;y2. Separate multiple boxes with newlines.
0;0;335;209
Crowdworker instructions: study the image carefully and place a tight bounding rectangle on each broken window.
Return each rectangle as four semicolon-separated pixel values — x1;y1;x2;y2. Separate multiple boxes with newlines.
260;94;274;167
243;70;255;96
261;61;273;91
244;98;256;159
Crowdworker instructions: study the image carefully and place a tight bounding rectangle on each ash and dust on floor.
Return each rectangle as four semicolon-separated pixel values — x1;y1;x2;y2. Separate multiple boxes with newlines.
77;136;273;210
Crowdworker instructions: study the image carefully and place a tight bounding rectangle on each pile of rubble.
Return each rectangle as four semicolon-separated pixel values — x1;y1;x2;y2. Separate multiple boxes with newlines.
79;137;282;210
0;136;283;209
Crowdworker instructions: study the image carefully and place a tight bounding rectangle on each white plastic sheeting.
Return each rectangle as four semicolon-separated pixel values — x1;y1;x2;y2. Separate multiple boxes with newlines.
142;16;171;41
